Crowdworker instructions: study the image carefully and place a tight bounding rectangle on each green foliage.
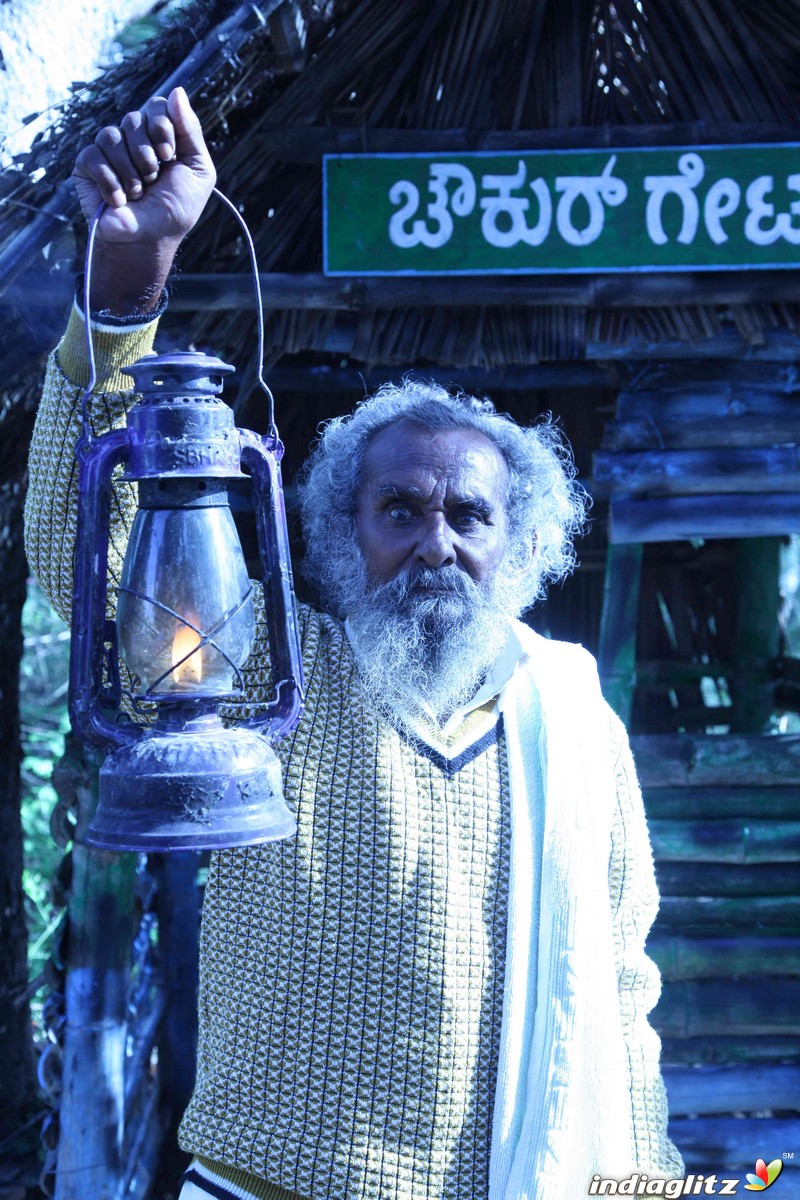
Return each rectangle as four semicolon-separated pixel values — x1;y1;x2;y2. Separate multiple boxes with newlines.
20;579;70;1037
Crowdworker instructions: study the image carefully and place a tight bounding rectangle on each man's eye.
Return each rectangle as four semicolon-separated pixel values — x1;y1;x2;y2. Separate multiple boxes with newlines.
455;510;484;527
387;504;414;521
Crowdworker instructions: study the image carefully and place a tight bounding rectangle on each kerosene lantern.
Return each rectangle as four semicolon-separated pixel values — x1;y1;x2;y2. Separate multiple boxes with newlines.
69;194;304;852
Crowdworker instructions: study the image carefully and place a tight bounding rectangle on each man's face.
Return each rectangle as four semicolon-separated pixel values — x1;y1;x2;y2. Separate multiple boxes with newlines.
355;420;512;588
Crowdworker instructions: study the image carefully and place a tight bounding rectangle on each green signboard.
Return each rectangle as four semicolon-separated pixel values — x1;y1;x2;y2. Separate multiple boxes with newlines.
323;145;800;275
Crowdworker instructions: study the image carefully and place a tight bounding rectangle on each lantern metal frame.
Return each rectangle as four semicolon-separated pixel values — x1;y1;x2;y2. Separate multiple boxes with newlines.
68;190;304;851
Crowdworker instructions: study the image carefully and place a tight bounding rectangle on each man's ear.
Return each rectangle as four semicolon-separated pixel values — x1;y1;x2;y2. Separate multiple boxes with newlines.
513;535;536;573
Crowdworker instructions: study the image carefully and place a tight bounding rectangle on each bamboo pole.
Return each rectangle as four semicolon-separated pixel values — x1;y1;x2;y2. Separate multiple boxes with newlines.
55;741;137;1200
598;543;643;724
732;539;782;734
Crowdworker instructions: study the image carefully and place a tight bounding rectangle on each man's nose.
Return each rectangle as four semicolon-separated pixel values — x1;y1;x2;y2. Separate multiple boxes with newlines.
414;515;457;568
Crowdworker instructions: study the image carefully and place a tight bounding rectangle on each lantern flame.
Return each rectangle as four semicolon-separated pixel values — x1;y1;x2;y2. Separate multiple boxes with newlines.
171;624;203;684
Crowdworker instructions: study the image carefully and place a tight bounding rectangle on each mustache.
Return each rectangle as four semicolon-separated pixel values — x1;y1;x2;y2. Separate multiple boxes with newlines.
378;565;477;601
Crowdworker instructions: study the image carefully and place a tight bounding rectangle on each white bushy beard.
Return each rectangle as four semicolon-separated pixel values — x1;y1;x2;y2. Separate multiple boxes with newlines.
341;551;528;729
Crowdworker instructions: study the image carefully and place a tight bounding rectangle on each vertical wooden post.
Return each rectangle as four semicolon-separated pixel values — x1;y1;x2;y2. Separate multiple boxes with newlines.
55;742;136;1200
732;537;781;733
152;853;200;1162
598;542;644;725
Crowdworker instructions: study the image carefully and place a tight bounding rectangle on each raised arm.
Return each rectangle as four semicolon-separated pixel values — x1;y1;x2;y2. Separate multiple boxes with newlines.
25;88;217;621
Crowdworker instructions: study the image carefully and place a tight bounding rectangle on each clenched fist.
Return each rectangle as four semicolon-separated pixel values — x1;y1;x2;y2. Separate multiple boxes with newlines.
73;87;216;315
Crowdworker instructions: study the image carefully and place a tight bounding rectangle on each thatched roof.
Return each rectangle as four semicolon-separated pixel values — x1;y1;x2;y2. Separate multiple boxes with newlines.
4;0;800;403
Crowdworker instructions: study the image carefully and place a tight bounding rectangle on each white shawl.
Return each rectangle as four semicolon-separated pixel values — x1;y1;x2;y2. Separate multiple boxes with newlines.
489;624;637;1199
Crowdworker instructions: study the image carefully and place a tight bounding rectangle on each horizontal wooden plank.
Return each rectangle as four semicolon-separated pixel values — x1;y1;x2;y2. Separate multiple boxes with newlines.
663;1064;800;1116
601;413;800;450
632;734;800;788
258;121;800;160
661;1036;800;1065
653;980;800;1038
617;387;800;421
610;492;800;542
590;331;800;362
654;862;800;897
655;896;800;930
11;268;800;316
238;361;612;392
648;935;800;980
620;358;800;394
668;1115;800;1169
594;447;800;498
643;786;800;820
649;819;800;864
636;659;739;689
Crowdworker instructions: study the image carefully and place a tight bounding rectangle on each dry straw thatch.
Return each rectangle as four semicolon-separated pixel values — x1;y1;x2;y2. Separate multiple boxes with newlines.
3;0;800;398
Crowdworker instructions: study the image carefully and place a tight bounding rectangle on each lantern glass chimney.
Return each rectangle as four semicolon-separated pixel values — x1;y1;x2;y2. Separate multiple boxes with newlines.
116;478;255;699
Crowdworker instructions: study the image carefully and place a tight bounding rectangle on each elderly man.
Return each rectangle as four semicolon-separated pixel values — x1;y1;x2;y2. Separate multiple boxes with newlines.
26;88;683;1200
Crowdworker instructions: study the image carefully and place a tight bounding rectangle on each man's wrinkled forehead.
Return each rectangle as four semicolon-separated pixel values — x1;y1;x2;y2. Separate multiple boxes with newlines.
358;419;510;503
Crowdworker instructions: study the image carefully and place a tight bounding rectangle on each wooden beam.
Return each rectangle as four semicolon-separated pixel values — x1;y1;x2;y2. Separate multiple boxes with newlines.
656;862;800;896
597;543;643;723
656;896;800;928
603;412;800;450
649;818;800;864
632;733;800;788
667;1117;800;1167
648;935;800;979
258;362;612;391
259;122;800;161
10;268;800;316
733;539;782;734
163;272;800;315
663;1064;800;1116
589;332;800;362
643;785;800;820
661;1035;800;1065
594;447;800;497
618;383;800;418
56;742;137;1200
610;493;800;543
654;979;800;1036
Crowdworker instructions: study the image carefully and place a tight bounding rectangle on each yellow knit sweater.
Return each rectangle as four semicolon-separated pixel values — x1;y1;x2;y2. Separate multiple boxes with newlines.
25;312;683;1200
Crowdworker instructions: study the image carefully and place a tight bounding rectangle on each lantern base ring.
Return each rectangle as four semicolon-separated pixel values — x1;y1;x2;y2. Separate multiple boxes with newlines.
85;705;296;852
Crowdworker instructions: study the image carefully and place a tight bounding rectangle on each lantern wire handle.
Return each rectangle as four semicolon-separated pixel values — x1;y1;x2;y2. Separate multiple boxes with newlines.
211;186;277;443
79;187;277;445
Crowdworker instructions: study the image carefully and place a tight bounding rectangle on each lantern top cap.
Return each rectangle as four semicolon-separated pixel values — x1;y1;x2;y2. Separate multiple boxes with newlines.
123;350;236;395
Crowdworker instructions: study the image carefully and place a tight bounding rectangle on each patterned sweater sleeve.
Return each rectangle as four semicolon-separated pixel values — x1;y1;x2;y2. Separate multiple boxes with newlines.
24;305;159;623
606;707;685;1177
